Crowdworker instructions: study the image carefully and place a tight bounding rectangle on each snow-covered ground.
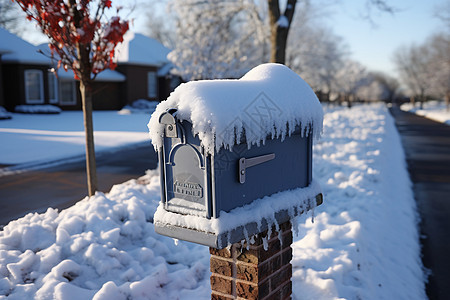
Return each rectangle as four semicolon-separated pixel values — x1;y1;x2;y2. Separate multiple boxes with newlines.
0;111;151;168
0;103;426;299
401;100;450;125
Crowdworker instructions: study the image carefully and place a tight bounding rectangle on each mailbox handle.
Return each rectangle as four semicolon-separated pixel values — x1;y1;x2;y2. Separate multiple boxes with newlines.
239;153;275;184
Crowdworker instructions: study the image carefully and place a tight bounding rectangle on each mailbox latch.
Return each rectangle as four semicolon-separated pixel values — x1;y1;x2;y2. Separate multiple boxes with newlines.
159;109;178;138
239;153;275;184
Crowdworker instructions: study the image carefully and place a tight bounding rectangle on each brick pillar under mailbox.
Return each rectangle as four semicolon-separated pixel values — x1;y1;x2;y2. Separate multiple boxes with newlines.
210;222;293;300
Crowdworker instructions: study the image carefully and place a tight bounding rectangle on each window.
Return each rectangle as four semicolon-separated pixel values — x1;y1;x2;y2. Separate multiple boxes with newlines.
147;71;157;98
59;80;77;105
48;73;58;104
24;70;44;104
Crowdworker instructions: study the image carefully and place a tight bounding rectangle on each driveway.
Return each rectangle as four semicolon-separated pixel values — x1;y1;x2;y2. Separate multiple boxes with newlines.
0;143;158;226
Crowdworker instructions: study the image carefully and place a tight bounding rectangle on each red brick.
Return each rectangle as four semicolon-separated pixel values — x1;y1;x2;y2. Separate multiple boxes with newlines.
260;239;281;261
281;231;293;249
270;265;292;288
271;254;282;273
211;275;232;295
210;247;232;258
211;257;233;277
281;247;293;266
258;260;271;281
258;279;271;299
280;280;292;300
236;263;258;282
236;281;258;299
236;248;260;264
209;221;293;299
279;222;292;232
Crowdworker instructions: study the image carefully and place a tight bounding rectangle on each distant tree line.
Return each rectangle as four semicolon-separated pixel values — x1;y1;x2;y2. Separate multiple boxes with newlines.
393;4;450;110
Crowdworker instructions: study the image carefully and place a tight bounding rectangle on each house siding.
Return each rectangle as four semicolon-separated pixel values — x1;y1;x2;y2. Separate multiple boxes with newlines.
0;54;4;107
2;63;52;110
116;64;159;105
57;80;124;111
92;81;124;110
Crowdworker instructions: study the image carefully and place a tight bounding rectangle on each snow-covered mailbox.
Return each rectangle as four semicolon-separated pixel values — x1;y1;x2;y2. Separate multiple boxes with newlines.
148;63;323;249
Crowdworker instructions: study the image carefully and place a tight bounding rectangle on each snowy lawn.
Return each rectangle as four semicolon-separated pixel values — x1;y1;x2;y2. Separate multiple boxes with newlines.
0;103;426;299
0;111;151;167
401;100;450;125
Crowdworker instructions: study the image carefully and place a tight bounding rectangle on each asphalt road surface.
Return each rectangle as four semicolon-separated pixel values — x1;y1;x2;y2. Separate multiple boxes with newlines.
0;143;158;226
390;106;450;300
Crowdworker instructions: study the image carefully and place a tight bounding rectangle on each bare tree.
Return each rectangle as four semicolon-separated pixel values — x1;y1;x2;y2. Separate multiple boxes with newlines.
427;33;450;111
394;33;449;110
145;0;177;49
267;0;297;63
394;45;431;108
167;0;266;80
433;2;450;110
287;25;348;101
335;59;367;107
0;0;22;34
267;0;396;64
371;72;400;103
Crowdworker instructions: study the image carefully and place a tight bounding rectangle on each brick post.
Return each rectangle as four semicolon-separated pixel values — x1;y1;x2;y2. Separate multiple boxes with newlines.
210;222;293;300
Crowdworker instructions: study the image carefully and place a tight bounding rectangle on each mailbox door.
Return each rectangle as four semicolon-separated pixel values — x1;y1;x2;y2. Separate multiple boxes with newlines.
162;122;210;217
212;133;311;217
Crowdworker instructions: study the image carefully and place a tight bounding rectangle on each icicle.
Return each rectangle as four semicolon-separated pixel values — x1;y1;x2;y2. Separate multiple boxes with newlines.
257;219;262;234
310;198;316;224
249;235;255;245
218;234;223;248
243;227;250;250
278;230;283;248
173;238;179;246
273;216;282;247
291;215;299;237
262;236;268;251
267;219;273;240
227;231;232;248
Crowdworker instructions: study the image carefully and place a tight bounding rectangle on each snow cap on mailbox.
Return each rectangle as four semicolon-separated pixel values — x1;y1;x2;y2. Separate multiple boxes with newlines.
148;63;323;249
148;63;323;154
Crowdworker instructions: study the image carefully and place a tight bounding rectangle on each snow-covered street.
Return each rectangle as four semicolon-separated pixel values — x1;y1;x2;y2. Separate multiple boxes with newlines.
401;100;450;126
0;103;426;299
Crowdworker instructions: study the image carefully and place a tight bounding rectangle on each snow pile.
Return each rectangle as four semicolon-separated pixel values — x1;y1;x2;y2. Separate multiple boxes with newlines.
292;103;425;299
0;107;11;120
14;105;61;114
148;63;323;154
118;100;159;115
0;170;210;300
0;104;425;299
401;100;450;125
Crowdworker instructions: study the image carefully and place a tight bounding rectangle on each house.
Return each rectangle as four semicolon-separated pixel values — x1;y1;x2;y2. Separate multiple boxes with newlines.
114;31;175;105
0;28;178;111
0;27;56;111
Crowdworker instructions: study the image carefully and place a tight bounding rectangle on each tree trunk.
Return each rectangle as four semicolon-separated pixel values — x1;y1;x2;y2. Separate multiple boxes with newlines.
80;81;97;196
268;0;297;64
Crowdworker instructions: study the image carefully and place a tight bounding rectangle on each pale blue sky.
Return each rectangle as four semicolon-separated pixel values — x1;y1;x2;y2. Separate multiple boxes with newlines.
324;0;447;75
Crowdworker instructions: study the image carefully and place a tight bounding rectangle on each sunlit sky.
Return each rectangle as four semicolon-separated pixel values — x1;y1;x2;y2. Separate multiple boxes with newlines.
22;0;447;77
325;0;446;75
